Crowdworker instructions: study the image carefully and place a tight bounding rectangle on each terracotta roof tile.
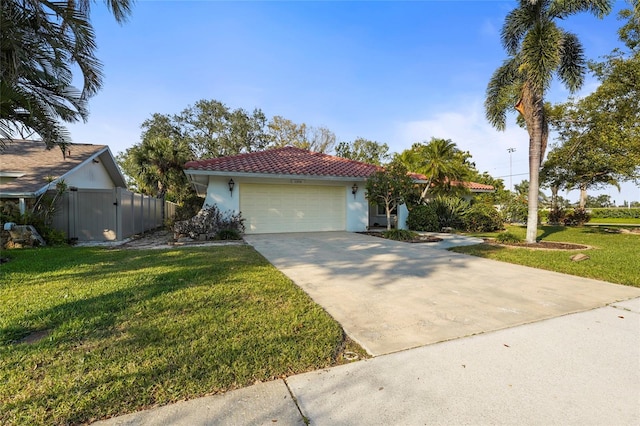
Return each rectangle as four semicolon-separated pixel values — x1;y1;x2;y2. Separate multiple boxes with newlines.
185;146;382;178
407;172;494;192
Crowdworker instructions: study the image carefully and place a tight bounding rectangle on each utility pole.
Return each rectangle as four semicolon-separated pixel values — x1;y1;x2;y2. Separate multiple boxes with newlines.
507;148;516;191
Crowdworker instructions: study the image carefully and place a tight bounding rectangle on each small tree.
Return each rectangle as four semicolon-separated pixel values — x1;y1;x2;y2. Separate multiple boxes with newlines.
365;162;414;230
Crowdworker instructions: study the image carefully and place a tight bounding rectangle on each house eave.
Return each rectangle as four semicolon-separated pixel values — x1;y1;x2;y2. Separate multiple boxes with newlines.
184;169;371;182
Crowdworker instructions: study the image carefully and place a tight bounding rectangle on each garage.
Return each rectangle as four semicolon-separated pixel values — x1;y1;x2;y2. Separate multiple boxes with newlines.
240;183;346;234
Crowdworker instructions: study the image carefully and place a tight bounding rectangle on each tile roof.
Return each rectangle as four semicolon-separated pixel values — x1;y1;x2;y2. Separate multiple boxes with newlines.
185;146;494;192
0;140;109;195
407;172;494;192
185;146;382;178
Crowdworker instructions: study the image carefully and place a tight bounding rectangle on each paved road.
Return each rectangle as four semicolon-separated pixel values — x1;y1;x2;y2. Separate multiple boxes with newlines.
245;232;640;356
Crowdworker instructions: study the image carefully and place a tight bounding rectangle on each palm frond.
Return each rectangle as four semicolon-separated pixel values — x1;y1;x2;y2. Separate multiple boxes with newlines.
557;31;586;92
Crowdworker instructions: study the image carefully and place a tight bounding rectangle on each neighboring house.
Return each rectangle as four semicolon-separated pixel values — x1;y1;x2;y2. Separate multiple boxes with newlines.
0;140;167;241
0;140;126;214
184;147;495;234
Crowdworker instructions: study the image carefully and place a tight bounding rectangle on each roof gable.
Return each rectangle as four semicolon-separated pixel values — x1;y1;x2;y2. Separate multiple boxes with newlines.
0;140;126;196
185;146;382;178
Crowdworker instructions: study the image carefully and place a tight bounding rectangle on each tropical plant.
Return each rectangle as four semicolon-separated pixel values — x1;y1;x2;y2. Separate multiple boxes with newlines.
395;138;474;200
118;113;195;203
485;0;612;243
429;196;469;230
0;0;133;150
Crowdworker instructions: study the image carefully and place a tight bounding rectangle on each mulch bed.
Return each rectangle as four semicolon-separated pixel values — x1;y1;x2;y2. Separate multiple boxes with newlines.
358;232;444;244
484;239;589;250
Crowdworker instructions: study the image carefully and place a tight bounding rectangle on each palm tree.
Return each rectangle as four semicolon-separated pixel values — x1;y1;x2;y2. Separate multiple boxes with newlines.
396;138;472;201
0;0;133;150
485;0;612;243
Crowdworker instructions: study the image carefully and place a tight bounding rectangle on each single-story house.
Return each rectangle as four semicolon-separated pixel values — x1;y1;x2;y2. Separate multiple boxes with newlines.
184;147;494;234
0;140;168;242
0;140;126;213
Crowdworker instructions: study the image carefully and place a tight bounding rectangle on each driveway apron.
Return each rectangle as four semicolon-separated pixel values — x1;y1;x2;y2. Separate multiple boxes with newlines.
245;232;640;356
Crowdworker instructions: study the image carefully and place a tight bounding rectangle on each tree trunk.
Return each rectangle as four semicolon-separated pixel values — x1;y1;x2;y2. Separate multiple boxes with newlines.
525;97;544;244
551;185;558;210
386;203;392;231
579;185;587;209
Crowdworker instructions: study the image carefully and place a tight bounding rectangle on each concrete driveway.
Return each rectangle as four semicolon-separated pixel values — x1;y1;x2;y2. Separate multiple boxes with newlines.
245;232;640;356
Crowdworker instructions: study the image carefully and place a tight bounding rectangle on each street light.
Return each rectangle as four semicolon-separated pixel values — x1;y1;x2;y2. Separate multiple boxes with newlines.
507;148;516;191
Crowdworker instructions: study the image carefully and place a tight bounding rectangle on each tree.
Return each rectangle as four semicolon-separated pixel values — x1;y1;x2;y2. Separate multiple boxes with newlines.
267;116;336;153
485;0;612;243
335;138;390;165
395;138;474;200
0;0;133;150
118;114;195;202
585;194;614;208
365;162;415;231
178;99;269;159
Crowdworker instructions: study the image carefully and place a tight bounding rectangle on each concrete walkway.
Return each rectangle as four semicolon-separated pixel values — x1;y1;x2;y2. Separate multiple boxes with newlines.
245;232;640;355
95;232;640;425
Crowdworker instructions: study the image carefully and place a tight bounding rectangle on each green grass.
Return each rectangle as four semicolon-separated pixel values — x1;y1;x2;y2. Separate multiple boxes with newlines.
0;245;351;425
452;225;640;287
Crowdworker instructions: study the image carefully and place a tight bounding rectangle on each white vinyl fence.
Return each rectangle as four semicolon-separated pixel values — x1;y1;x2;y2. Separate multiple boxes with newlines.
51;187;177;242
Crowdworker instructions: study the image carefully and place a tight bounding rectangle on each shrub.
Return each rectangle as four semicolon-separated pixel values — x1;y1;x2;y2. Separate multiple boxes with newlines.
407;204;439;232
496;231;522;244
383;229;418;241
502;195;528;223
173;204;245;239
463;203;503;232
215;228;242;240
429;196;469;230
547;208;566;225
589;208;640;219
564;208;591;226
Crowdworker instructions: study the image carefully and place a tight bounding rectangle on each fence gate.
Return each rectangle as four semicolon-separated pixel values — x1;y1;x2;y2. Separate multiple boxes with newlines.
51;188;174;242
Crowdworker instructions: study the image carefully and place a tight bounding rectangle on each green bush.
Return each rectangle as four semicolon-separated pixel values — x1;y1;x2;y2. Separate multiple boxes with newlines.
407;204;439;232
496;231;522;244
430;196;469;230
215;228;243;240
589;208;640;219
463;203;503;232
383;229;418;241
546;208;566;225
564;208;591;226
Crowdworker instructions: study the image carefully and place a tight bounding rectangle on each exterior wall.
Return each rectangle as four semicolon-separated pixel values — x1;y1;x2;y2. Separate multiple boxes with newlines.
346;186;367;232
64;160;116;189
367;203;408;230
202;176;369;232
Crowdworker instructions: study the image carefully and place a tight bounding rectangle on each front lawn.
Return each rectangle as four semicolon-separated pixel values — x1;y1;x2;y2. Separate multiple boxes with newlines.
451;225;640;287
0;245;351;425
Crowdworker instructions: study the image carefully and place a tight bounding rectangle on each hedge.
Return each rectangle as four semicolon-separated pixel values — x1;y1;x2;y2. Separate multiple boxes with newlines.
589;208;640;219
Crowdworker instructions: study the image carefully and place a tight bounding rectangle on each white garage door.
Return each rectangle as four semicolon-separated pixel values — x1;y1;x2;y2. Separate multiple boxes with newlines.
240;184;346;234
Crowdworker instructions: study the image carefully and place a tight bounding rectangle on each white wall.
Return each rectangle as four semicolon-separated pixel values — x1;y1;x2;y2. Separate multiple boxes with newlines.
65;161;115;189
202;176;239;213
346;184;368;232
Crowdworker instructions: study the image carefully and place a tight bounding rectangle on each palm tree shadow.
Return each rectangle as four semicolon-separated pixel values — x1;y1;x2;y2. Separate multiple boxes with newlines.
537;225;565;241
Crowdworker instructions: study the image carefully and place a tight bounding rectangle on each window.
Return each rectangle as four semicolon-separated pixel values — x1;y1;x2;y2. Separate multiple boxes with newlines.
376;204;397;216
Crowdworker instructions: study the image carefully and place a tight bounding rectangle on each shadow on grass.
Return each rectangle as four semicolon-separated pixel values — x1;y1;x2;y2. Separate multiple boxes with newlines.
537;225;566;241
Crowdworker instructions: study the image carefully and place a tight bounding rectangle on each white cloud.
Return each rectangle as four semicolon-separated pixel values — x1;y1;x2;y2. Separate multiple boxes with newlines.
392;98;530;180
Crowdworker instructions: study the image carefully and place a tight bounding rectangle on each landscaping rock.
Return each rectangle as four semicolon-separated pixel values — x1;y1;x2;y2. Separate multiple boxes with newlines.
570;253;590;262
2;224;46;249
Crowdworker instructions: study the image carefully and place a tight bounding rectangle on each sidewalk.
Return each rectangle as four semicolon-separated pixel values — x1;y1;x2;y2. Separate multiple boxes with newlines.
94;298;640;426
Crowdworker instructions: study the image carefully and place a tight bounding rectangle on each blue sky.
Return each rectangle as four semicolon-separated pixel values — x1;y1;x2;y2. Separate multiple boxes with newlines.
67;0;639;204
